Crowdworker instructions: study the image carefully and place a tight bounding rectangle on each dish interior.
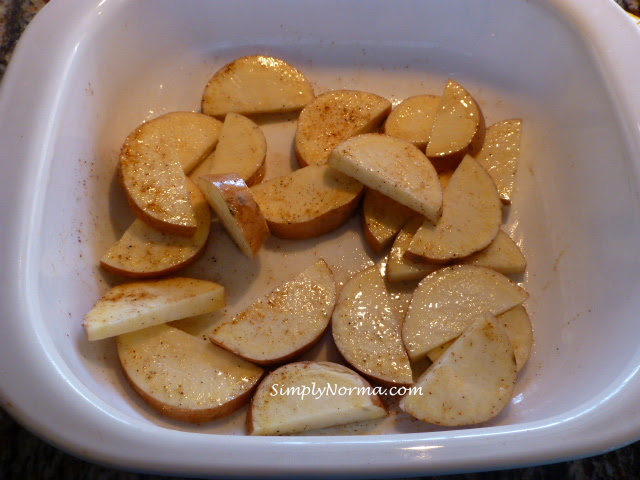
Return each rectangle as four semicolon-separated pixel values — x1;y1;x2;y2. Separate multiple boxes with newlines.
33;0;640;436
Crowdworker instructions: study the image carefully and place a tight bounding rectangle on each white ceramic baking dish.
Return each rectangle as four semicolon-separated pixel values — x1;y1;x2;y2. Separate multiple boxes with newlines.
2;0;640;476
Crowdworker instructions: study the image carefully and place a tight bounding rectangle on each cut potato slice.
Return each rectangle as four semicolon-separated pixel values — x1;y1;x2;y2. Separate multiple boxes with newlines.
250;165;364;239
400;314;516;426
402;265;528;361
295;90;392;167
248;361;387;435
460;230;527;274
425;305;532;372
210;260;336;365
100;179;210;278
332;267;413;386
406;155;501;263
201;55;314;117
196;173;269;258
329;133;442;224
118;325;263;423
425;79;485;167
475;119;522;205
386;216;438;283
382;94;441;149
84;277;225;341
119;112;222;236
362;189;414;254
189;112;266;186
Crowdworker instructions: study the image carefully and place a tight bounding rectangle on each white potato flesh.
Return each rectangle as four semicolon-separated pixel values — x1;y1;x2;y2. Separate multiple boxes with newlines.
383;94;441;149
332;267;413;386
196;173;269;258
425;79;483;159
248;361;387;435
329;133;442;224
400;314;517;426
119;112;222;236
362;189;414;254
201;55;314;117
386;216;438;283
189;112;266;186
460;230;527;274
209;260;336;365
118;325;263;423
407;155;501;263
100;179;210;277
84;277;225;341
475;119;522;205
250;164;364;239
402;265;528;361
295;90;392;167
426;305;532;372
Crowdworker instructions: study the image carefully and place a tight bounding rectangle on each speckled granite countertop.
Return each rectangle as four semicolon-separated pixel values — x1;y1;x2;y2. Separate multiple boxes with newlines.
1;1;640;479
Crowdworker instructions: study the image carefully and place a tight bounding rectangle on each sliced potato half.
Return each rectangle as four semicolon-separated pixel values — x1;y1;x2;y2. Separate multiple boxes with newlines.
400;314;517;426
382;94;440;149
402;265;528;361
406;155;501;263
248;361;387;435
386;216;438;283
100;179;210;278
425;79;485;167
201;55;314;117
84;277;225;341
119;112;222;236
210;260;336;365
329;133;442;224
189;112;266;186
362;189;414;254
251;165;364;239
332;267;413;386
295;90;392;167
118;325;263;423
460;229;527;274
475;119;522;205
197;173;269;258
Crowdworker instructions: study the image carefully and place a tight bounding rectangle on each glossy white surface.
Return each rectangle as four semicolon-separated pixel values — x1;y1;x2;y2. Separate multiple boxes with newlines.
1;0;640;476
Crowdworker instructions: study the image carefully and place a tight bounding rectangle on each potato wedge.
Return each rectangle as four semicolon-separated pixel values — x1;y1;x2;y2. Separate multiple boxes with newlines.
406;155;501;264
250;164;364;239
118;325;263;423
426;305;532;372
196;173;269;258
201;55;314;117
119;112;222;236
210;260;336;365
386;216;438;283
402;265;528;361
329;133;442;224
84;277;225;341
400;314;516;426
248;361;387;435
425;79;485;168
382;94;440;149
475;119;522;205
100;179;210;278
189;112;266;186
295;90;392;167
362;189;414;254
460;229;527;274
332;267;413;386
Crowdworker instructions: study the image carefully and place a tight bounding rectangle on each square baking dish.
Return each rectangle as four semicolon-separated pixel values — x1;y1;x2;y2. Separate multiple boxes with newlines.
2;0;640;477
